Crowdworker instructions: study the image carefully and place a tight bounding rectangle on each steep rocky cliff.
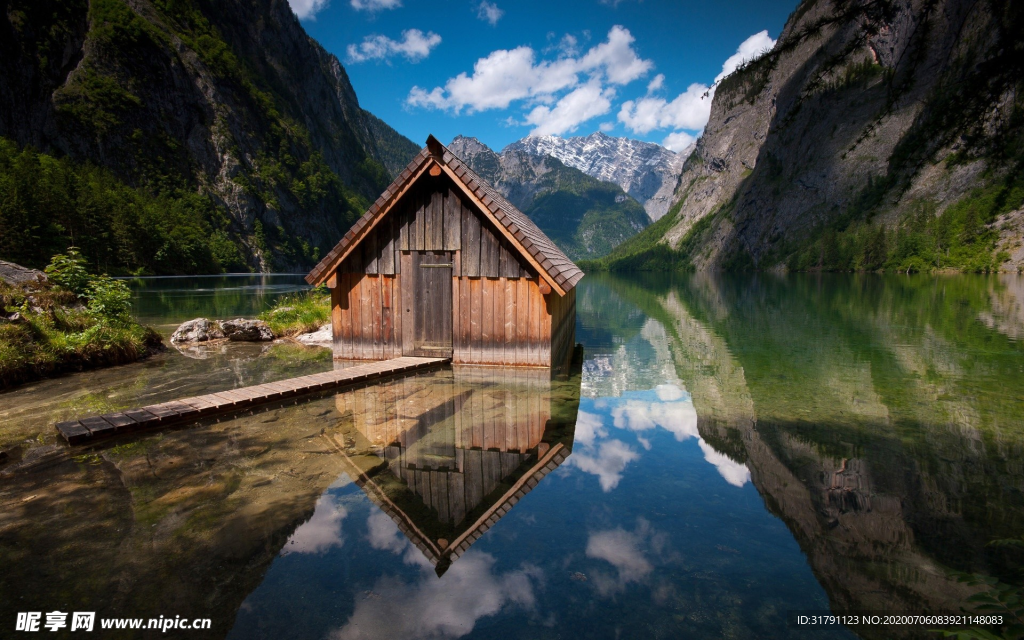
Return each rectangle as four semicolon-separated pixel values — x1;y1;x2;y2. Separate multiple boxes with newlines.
449;136;649;260
603;0;1024;273
0;0;418;273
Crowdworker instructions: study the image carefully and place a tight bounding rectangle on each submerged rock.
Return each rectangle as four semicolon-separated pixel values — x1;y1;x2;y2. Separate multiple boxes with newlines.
221;318;274;342
171;318;225;343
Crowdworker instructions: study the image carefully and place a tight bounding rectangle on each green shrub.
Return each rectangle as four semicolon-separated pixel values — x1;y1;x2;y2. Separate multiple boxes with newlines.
86;275;132;321
44;248;90;295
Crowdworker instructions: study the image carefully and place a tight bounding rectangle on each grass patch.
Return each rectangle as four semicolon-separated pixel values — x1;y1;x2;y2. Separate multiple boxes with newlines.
0;252;162;389
258;286;330;337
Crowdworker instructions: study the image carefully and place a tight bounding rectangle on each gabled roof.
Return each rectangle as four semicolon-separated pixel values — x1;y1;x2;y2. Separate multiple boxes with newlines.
326;432;572;577
305;135;584;295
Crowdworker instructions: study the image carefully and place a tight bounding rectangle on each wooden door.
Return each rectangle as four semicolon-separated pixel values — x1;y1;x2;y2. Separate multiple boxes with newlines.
403;251;453;357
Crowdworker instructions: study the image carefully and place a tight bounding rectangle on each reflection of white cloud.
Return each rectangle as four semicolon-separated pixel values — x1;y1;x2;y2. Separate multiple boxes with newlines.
699;440;750;487
587;529;652;581
282;494;347;555
568;439;639;491
366;511;408;553
585;519;661;596
331;552;537;640
574;410;607;447
611;385;698;441
579;370;749;490
655;384;684;402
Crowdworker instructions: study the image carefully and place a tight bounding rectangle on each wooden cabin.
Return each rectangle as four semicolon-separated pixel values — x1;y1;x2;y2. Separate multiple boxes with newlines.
326;366;580;574
305;136;583;369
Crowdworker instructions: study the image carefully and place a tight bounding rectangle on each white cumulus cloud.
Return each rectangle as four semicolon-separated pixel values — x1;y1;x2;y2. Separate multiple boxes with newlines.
524;80;615;136
578;25;652;85
715;29;776;84
618;82;712;135
288;0;329;20
347;29;441;63
646;73;665;94
350;0;401;10
662;131;696;152
476;1;504;26
407;25;649;134
618;30;776;149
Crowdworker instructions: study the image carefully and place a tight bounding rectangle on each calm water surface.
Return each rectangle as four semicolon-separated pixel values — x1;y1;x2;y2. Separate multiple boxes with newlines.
2;273;1023;639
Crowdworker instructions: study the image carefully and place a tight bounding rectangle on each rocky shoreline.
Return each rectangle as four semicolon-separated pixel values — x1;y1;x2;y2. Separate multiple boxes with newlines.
170;317;331;349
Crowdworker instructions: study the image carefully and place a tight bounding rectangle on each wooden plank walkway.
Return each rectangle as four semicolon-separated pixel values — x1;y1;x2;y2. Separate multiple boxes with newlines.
55;357;448;445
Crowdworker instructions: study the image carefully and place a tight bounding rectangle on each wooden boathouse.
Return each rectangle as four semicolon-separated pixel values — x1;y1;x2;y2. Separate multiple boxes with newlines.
305;135;583;369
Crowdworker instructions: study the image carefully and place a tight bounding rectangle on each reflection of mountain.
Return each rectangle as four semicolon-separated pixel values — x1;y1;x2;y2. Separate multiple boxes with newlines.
328;367;580;575
596;272;1024;638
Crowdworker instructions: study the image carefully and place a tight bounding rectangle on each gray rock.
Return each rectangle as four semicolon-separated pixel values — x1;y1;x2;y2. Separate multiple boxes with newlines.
0;260;47;287
171;318;225;343
221;318;274;342
294;324;332;347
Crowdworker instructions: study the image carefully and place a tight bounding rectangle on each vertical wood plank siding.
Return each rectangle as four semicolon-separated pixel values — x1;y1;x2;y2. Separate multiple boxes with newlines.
330;176;571;366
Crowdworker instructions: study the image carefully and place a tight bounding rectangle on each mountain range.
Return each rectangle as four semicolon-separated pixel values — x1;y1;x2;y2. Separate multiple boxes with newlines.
599;0;1024;273
448;136;649;260
505;133;688;222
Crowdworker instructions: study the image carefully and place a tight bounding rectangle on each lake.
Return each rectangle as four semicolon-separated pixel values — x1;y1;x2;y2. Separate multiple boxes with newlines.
1;272;1023;639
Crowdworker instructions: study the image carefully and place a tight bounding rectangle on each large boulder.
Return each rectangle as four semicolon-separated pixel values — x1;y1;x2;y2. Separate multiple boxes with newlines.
220;318;274;342
0;260;47;287
171;318;225;343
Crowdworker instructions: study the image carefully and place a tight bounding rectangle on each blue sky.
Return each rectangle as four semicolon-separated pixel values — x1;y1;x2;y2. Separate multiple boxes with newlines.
292;0;798;152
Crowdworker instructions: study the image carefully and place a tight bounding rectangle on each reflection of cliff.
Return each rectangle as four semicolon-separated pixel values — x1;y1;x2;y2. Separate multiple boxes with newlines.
979;274;1024;341
329;367;580;575
594;273;1024;638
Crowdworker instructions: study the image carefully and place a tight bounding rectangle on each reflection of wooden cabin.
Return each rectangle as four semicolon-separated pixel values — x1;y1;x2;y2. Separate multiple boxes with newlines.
325;367;579;574
305;136;583;369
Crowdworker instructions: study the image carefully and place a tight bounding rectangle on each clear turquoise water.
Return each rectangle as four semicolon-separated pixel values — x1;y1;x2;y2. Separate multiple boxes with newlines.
2;272;1023;639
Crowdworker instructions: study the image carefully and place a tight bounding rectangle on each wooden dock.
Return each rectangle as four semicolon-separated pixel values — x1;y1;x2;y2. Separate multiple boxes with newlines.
55;356;448;445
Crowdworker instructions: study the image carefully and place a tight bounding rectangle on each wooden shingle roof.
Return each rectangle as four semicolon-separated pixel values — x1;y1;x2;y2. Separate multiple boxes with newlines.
305;135;584;295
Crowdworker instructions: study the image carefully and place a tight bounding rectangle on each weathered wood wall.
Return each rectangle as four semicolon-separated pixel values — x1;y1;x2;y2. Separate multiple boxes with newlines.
331;272;403;360
451;276;552;366
330;175;575;367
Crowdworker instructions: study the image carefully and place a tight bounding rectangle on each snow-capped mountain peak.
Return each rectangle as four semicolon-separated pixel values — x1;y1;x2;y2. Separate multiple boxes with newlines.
502;132;689;221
